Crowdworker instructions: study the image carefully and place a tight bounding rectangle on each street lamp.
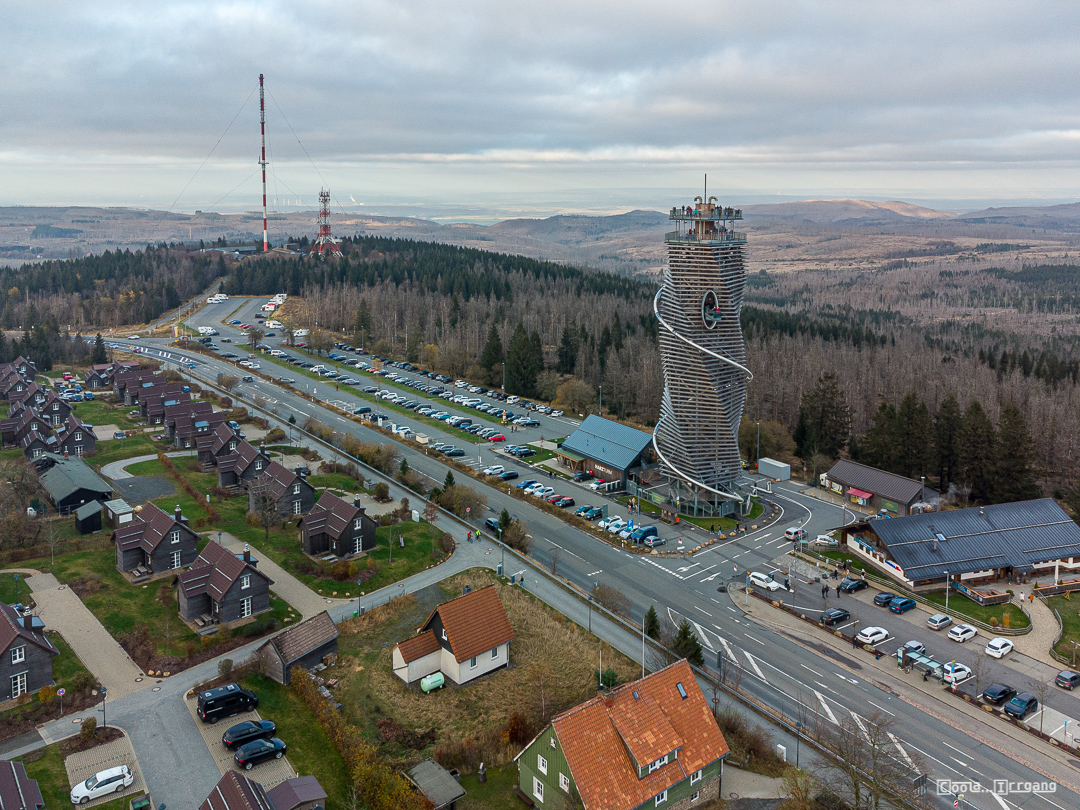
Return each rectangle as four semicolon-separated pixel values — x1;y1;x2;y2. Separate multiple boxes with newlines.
100;686;107;728
795;721;802;767
598;385;602;416
944;569;950;613
756;421;760;470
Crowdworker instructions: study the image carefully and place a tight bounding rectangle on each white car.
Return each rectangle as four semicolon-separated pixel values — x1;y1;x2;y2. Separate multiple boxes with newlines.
524;483;546;496
985;637;1014;658
927;613;953;631
813;534;839;549
588;479;608;491
482;465;505;476
948;624;978;643
618;525;636;539
70;765;133;804
598;515;624;531
856;626;889;645
942;661;972;684
605;518;627;534
551;410;564;417
747;572;781;592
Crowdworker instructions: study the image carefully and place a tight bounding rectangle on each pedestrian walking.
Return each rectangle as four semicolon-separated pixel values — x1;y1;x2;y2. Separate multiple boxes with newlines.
822;584;828;600
836;584;841;598
852;634;859;649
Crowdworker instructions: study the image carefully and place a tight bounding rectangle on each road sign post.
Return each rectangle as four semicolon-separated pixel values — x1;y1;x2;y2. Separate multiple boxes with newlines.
57;687;65;716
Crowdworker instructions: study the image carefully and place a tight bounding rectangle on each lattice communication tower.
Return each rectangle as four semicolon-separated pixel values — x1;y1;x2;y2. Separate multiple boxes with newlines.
310;189;342;257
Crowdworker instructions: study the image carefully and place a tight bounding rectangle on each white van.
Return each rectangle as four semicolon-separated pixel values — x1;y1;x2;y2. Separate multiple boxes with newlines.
265;320;283;329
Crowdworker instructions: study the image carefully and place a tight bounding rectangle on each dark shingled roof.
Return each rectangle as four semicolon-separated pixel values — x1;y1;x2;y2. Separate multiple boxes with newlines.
865;498;1080;580
826;459;929;506
251;461;305;501
301;491;364;541
211;422;240;455
0;603;57;660
0;759;45;810
179;540;272;600
266;611;338;665
266;776;327;810
199;771;273;810
114;502;187;554
560;414;652;472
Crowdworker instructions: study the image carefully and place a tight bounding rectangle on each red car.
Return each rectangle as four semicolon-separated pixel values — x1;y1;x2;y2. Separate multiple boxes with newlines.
487;433;505;442
555;496;575;508
546;493;563;503
239;323;251;329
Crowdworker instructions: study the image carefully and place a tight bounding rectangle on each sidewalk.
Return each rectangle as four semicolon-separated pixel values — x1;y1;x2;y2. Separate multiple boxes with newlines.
732;581;1080;796
1010;592;1061;663
28;573;147;700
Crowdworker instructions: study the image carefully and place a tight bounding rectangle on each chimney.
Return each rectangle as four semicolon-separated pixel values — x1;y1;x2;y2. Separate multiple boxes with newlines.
979;506;984;516
175;505;182;522
244;544;251;563
22;615;33;631
64;451;69;459
353;497;363;509
932;538;938;552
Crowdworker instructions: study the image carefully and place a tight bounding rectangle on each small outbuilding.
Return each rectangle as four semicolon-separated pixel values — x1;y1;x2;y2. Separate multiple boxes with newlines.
258;611;339;685
266;776;328;810
73;501;102;535
404;759;466;810
757;457;790;481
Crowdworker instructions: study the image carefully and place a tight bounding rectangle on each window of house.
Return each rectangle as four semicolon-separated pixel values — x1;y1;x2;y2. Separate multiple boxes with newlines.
241;575;250;589
170;551;181;569
353;518;362;530
74;432;83;441
10;646;24;665
52;404;58;410
491;646;499;660
691;769;702;785
353;536;362;555
11;672;26;699
229;441;236;451
240;596;252;618
559;773;570;792
470;657;477;669
292;483;301;494
441;629;447;640
31;449;41;459
532;777;544;803
75;446;83;456
292;500;302;515
648;755;669;774
255;461;263;471
654;790;668;806
537;755;547;775
691;792;700;803
550;736;556;749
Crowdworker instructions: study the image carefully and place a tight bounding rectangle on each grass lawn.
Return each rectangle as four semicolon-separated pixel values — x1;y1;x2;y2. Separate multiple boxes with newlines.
88;433;161;468
240;674;352;806
332;569;639;774
616;496;762;532
308;472;368;493
71;399;139;430
0;448;23;462
920;591;1030;629
1046;595;1080;662
20;742;134;810
0;573;30;605
458;763;519;810
125;458;169;477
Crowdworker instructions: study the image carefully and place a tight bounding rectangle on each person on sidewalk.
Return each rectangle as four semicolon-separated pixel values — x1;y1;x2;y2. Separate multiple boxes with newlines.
822;584;828;600
836;584;842;598
852;634;859;649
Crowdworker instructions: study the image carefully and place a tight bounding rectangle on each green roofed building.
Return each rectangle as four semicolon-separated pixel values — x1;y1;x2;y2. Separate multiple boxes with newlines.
35;453;112;515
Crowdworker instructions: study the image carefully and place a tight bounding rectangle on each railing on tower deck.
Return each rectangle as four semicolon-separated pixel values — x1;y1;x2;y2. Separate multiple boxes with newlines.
665;231;747;244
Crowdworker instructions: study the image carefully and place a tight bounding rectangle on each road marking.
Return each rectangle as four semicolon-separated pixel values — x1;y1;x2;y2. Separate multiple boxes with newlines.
677;562;702;573
815;681;830;691
701;570;725;581
744;652;766;681
742;633;765;646
834;672;859;685
867;700;894;716
709;598;721;605
587;570;602;577
725;606;737;613
813;690;839;725
695;606;712;617
850;711;870;742
711;631;736;660
886;732;915;769
800;664;822;678
692;621;715;651
940;741;969;766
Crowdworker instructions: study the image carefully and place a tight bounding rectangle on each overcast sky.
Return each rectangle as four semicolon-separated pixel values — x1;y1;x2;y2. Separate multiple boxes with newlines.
2;1;1079;218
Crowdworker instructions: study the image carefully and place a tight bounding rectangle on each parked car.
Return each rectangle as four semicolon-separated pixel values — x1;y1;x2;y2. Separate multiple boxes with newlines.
888;597;917;614
1003;693;1039;720
985;637;1014;659
839;578;868;593
516;479;538;490
222;719;277;750
574;504;594;516
554;496;575;508
580;506;603;520
197;683;258;724
1056;670;1080;690
499;471;519;481
895;640;926;659
605;518;628;534
873;592;898;607
747;572;781;592
820;608;851;626
856;626;889;645
597;515;624;531
927;613;953;631
443;447;465;457
484;517;500;532
942;661;972;684
234;737;288;770
982;683;1018;706
644;535;666;548
813;534;839;549
588;479;608;491
70;766;133;804
630;526;659;544
482;465;505;476
572;471;594;483
948;624;978;643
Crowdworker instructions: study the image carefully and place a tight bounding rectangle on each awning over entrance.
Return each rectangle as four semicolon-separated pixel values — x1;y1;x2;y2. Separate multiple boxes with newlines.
556;448;585;462
847;487;873;499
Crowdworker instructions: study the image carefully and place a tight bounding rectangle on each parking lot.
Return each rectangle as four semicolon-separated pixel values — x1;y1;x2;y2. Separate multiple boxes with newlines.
184;695;296;789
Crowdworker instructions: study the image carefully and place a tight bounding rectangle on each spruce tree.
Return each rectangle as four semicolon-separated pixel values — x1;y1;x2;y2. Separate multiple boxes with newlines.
796;373;851;459
443;469;456;490
959;400;995;502
480;324;504;372
860;402;899;472
557;326;578;374
504;324;532;396
993;404;1040;503
91;333;108;365
896;392;934;480
934;395;962;492
644;605;660;640
672;619;704;666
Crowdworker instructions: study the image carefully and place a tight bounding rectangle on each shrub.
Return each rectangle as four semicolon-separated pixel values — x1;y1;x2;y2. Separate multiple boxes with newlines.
79;572;104;595
71;671;96;693
989;616;999;627
80;716;97;743
218;659;234;678
440;533;455;554
373;482;390;501
37;685;56;705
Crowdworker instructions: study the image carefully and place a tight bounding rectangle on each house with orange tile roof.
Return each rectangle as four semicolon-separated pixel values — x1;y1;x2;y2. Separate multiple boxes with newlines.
514;660;729;810
391;585;514;687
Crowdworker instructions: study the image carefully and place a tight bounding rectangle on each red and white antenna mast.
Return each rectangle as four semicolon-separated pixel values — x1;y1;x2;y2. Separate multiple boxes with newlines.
259;73;268;253
311;189;342;256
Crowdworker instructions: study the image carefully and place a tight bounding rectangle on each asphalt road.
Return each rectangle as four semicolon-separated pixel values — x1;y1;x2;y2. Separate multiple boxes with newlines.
100;298;1080;810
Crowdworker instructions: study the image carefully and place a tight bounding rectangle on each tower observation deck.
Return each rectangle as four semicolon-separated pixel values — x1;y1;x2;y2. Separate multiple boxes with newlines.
653;196;751;516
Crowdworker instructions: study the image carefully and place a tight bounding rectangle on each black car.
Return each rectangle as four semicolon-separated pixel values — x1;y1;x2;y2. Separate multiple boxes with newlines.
839;578;869;593
982;683;1018;706
499;471;519;481
1055;670;1080;690
234;737;287;770
572;472;595;483
444;447;465;457
820;608;851;626
581;506;603;519
517;448;537;458
873;592;898;607
222;719;277;750
1004;693;1039;719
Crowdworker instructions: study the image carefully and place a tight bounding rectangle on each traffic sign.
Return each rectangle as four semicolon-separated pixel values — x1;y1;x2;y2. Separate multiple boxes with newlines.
56;688;65;697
